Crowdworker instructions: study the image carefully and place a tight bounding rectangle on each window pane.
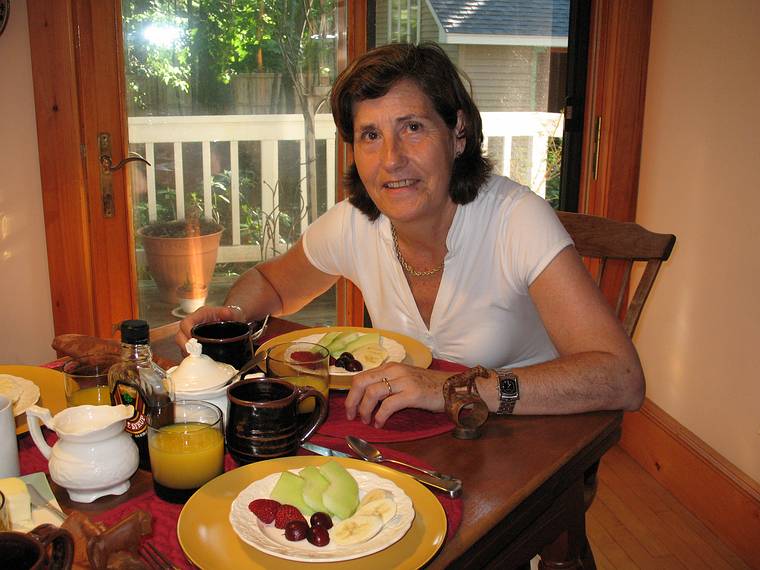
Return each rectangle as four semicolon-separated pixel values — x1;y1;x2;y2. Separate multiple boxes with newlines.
372;0;567;208
122;1;344;329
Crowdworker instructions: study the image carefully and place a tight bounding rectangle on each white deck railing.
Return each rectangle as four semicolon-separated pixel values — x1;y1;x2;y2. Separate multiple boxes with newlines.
129;112;562;264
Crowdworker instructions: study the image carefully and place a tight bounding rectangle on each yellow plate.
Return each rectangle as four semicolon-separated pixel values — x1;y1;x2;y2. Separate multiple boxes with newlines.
256;327;433;390
177;456;447;569
0;365;67;435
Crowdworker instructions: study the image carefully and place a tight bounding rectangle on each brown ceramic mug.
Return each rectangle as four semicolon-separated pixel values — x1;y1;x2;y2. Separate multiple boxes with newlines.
191;319;267;370
226;377;327;464
0;524;74;570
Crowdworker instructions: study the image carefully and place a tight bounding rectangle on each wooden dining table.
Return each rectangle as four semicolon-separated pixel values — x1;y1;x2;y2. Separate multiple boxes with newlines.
42;317;621;569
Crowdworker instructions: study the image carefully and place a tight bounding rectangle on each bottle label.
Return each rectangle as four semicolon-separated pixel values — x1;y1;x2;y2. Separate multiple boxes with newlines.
111;381;147;436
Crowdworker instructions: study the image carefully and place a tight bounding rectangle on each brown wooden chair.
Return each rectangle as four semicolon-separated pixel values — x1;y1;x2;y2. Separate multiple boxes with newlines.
555;211;676;568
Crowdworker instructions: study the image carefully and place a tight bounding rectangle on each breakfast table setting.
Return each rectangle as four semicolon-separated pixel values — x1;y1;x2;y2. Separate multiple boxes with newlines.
1;316;623;569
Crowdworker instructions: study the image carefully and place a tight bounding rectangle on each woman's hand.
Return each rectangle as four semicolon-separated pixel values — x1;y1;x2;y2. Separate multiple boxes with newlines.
175;305;244;352
344;363;453;428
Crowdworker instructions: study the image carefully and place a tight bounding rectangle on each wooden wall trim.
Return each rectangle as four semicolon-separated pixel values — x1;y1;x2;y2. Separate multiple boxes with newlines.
620;398;760;569
27;0;96;336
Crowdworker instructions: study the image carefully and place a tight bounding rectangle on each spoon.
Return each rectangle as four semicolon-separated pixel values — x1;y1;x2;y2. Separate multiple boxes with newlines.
225;350;266;386
345;435;455;481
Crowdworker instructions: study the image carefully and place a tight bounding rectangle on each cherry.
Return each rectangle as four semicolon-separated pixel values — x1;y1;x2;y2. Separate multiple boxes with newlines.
310;512;333;530
308;526;330;547
284;520;309;542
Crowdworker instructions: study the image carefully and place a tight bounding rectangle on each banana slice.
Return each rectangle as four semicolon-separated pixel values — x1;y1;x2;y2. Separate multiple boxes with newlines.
359;488;393;507
352;344;389;370
355;497;397;524
331;514;384;545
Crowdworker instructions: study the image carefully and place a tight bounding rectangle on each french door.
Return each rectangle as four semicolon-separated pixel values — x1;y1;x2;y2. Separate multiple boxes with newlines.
28;0;652;338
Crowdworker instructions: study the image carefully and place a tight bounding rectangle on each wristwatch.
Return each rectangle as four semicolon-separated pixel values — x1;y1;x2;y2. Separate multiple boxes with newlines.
495;369;520;415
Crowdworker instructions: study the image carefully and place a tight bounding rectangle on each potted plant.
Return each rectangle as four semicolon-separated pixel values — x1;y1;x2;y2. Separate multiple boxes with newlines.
138;214;223;305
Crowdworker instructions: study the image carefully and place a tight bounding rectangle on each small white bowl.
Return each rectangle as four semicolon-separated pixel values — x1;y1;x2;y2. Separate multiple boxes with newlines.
178;296;206;314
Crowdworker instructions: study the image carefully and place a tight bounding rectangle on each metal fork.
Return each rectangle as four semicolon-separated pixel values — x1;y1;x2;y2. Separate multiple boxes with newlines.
138;542;179;570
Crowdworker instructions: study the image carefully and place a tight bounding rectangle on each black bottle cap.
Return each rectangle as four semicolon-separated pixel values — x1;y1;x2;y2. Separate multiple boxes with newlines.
120;320;150;345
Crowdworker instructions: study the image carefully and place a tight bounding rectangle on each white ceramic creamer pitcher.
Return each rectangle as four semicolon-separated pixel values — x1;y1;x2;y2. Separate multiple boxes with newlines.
26;404;140;503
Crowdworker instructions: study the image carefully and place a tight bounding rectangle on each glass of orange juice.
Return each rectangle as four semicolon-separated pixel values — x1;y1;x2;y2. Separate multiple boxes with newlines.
147;400;224;503
63;357;117;407
265;342;330;417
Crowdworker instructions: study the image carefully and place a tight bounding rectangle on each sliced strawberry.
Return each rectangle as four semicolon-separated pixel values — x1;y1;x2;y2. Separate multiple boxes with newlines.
274;504;307;529
248;498;281;524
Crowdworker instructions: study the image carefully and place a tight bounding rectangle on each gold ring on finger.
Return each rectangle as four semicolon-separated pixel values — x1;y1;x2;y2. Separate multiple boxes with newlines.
381;377;393;396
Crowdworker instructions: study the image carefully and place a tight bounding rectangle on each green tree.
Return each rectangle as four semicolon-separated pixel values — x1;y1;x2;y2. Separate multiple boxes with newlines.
262;0;336;222
123;0;337;222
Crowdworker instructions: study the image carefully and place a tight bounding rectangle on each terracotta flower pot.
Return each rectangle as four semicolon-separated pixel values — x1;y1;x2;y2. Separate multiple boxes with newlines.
138;225;223;304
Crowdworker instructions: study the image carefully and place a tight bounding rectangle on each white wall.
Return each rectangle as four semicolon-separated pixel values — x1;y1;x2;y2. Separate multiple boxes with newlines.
0;0;56;364
635;0;760;483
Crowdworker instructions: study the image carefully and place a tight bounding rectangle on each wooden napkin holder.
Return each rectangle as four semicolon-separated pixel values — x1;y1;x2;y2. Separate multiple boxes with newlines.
443;366;490;439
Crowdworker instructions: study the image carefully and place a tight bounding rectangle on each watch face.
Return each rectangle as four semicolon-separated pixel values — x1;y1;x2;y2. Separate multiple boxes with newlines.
500;377;518;397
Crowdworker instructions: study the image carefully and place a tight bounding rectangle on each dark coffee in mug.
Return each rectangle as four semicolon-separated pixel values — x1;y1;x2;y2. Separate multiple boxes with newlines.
226;378;327;464
0;525;75;570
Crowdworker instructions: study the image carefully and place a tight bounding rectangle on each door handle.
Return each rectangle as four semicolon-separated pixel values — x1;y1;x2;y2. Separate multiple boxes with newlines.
98;132;151;217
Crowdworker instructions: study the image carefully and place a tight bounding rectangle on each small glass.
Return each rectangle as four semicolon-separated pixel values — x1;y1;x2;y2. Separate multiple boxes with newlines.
63;356;118;407
148;400;224;504
266;342;330;416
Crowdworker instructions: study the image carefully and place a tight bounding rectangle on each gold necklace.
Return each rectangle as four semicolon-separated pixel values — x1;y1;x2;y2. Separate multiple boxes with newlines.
391;224;444;277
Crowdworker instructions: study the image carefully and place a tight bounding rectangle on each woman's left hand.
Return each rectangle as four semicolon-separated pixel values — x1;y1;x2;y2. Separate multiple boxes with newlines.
344;363;453;428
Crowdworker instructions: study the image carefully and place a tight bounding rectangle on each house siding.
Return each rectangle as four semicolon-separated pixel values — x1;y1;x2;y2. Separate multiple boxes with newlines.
372;3;552;113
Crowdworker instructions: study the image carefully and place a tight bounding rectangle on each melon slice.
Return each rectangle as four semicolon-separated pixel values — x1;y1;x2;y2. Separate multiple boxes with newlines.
300;465;330;513
319;460;359;520
270;471;315;516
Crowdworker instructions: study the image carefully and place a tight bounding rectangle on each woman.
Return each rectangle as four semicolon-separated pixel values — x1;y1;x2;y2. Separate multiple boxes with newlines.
178;43;644;428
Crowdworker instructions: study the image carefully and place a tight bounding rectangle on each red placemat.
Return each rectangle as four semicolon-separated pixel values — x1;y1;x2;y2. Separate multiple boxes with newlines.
316;360;468;443
317;392;456;442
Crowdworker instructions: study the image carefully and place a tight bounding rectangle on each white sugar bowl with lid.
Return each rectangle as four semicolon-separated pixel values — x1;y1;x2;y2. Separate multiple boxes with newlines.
167;339;237;424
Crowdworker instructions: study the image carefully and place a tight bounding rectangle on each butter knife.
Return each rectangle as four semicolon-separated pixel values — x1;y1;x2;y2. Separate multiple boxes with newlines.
26;483;67;521
301;442;463;498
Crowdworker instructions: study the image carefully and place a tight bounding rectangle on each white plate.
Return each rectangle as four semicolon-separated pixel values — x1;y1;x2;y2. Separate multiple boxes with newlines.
0;374;40;417
294;333;406;376
13;472;66;532
229;467;414;563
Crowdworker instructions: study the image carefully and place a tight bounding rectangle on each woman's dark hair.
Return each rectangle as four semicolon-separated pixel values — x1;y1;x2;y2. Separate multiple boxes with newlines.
330;42;492;220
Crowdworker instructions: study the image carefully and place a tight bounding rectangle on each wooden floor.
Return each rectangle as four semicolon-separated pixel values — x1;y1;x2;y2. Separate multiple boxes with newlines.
586;445;750;569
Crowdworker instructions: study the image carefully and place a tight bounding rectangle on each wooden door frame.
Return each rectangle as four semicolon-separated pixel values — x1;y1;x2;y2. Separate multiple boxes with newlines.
27;0;652;337
335;0;367;326
580;0;653;309
28;0;136;339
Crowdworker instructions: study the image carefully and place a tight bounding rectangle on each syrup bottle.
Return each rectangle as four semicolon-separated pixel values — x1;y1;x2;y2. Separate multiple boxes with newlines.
108;320;174;471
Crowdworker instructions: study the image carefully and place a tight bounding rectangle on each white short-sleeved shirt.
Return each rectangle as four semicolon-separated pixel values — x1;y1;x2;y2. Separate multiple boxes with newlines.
302;175;573;368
